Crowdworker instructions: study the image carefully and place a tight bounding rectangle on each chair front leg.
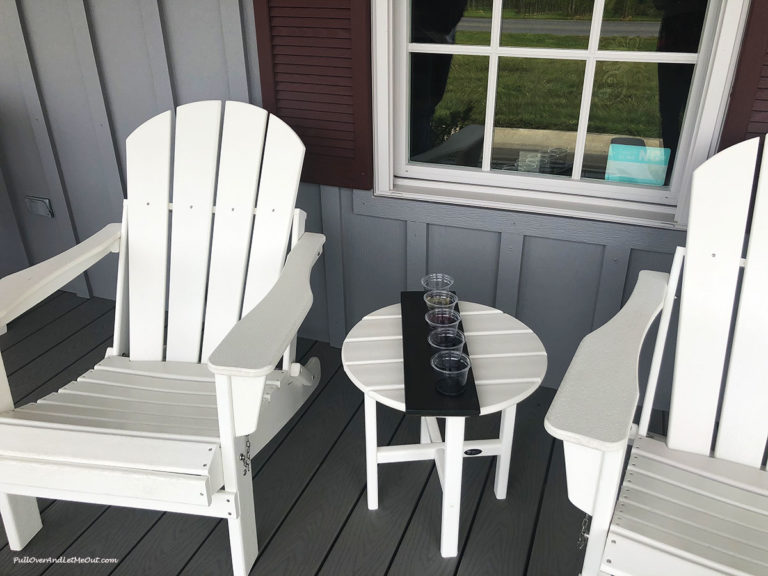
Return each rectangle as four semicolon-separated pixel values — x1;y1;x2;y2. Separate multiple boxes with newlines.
0;493;42;550
225;435;258;576
215;375;259;576
581;447;626;576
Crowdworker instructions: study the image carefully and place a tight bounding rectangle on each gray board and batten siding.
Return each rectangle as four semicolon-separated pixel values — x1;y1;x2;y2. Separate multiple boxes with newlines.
0;0;683;405
319;185;684;406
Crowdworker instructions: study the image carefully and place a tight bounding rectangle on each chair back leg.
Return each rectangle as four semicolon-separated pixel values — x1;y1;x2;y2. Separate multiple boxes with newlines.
0;493;42;550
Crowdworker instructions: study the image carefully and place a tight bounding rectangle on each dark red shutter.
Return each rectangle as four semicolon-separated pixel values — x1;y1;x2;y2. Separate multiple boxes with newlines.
253;0;373;190
720;0;768;149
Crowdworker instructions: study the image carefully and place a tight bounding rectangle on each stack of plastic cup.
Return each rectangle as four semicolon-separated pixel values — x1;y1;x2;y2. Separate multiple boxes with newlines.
420;273;471;396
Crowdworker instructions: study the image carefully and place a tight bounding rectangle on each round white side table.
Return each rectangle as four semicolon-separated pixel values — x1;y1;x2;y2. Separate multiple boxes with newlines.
342;301;547;557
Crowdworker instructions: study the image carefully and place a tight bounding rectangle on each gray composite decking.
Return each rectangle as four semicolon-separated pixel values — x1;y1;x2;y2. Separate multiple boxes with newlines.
0;292;666;576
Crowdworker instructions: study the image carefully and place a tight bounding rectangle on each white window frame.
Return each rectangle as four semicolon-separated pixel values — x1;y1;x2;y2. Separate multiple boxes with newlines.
371;0;752;228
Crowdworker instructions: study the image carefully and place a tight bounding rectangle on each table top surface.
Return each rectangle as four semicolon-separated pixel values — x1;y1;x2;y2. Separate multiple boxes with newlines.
341;301;547;416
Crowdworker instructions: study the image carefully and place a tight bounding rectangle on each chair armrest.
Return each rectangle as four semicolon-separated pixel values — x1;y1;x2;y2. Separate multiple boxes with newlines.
0;223;122;328
207;232;325;378
544;270;668;452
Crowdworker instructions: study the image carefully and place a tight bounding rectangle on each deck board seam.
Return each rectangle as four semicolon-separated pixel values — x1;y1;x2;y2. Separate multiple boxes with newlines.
384;461;437;576
454;461;495;576
16;334;114;407
173;519;222;576
251;398;364;567
2;298;87;354
316;411;408;576
104;509;166;576
8;306;115;380
523;437;557;575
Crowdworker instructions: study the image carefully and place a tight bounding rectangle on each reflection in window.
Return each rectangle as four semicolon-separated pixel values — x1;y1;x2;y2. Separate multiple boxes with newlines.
501;2;593;49
599;0;707;52
403;0;709;192
583;62;694;184
492;58;585;177
410;53;489;167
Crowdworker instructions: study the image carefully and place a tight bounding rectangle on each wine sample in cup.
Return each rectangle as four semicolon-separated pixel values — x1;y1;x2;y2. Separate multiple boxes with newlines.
428;328;465;353
425;308;461;330
421;272;454;292
431;351;471;396
424;290;458;311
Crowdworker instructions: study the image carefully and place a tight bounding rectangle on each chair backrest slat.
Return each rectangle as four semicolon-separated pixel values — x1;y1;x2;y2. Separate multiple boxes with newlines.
126;111;172;361
715;145;768;467
242;115;305;314
166;101;222;362
200;102;269;362
666;138;758;456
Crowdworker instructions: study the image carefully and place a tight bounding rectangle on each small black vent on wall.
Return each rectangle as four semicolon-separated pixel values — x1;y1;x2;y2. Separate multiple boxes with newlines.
253;0;374;190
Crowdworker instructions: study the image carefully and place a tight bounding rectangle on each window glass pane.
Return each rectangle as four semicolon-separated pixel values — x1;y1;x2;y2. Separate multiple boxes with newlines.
411;0;489;47
598;0;707;52
410;54;489;167
492;57;585;176
501;2;594;49
582;61;695;185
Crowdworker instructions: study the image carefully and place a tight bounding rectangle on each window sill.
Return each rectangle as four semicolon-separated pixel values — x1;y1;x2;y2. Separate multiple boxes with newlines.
377;177;681;230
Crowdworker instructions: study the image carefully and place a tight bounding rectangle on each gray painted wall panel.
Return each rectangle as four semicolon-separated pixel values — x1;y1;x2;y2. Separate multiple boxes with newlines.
240;0;262;105
21;0;123;297
87;0;172;178
160;0;233;104
0;166;28;278
296;182;329;342
340;190;407;330
427;225;500;307
0;0;85;294
517;237;604;387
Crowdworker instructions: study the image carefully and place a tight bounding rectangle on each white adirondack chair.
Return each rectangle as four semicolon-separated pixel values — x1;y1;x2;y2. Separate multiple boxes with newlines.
545;138;768;576
0;100;325;576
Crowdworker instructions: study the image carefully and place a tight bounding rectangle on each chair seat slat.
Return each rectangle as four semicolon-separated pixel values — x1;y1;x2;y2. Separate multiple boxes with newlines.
625;472;768;533
61;381;214;407
95;356;214;382
608;516;767;576
39;392;218;420
80;368;215;395
1;406;218;442
13;403;220;437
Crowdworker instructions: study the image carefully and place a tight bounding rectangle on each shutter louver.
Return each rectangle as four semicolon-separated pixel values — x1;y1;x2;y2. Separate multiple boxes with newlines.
720;0;768;149
254;0;373;190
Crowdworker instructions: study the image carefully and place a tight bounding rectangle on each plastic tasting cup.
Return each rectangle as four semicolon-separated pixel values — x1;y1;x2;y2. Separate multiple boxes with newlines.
428;328;465;353
425;309;461;331
421;273;454;292
424;290;458;311
431;351;471;396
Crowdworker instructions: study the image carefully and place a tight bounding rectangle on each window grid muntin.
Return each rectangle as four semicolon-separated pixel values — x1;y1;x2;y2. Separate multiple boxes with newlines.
402;0;701;192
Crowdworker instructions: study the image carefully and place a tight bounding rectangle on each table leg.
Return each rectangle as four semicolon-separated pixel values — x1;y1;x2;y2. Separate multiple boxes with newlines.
364;395;379;510
441;416;465;558
420;417;429;443
494;405;517;499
